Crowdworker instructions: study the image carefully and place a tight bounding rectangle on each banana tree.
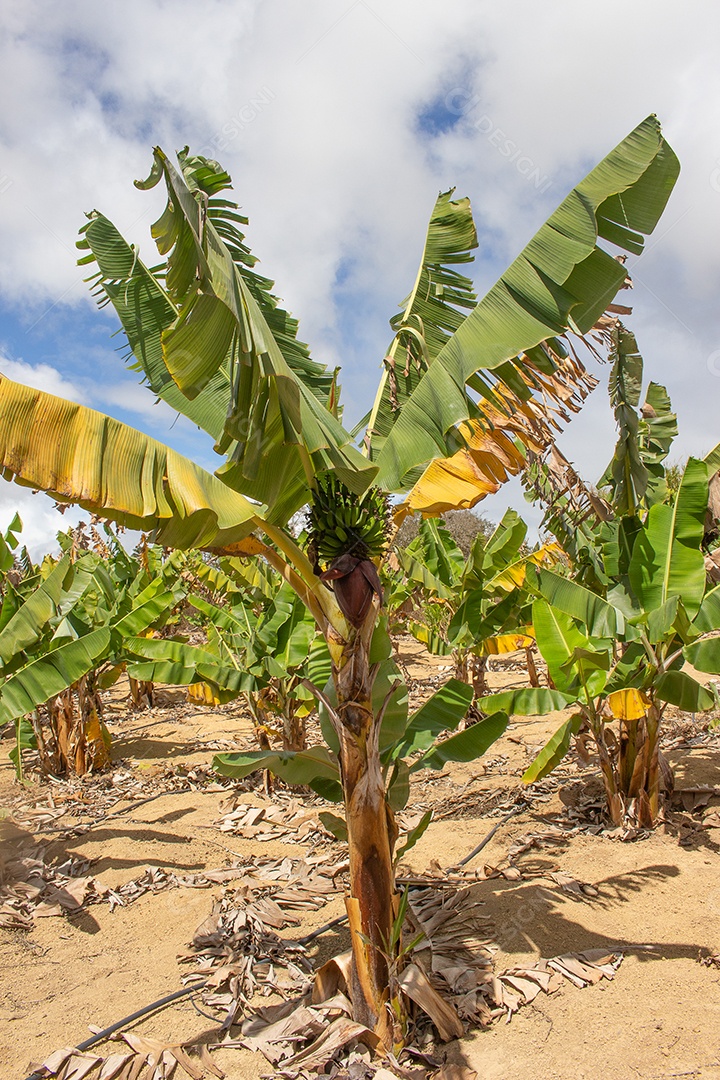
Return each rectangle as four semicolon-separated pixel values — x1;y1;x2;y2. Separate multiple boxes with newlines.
398;512;558;693
1;523;185;777
485;457;720;826
0;116;678;1042
130;558;332;752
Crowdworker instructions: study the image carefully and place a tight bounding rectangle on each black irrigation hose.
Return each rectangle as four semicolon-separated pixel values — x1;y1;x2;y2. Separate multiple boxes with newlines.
450;805;524;868
22;982;207;1080
297;912;349;945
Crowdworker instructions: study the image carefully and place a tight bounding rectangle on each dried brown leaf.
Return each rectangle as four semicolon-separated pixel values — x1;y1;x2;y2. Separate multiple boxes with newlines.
398;963;464;1041
280;1017;379;1072
313;951;353;1004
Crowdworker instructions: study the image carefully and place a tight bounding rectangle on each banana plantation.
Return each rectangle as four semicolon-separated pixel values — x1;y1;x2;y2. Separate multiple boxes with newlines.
3;115;720;1080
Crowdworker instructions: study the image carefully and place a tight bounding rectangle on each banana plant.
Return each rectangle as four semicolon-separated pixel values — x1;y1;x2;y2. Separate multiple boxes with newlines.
2;525;185;777
485;457;720;826
398;512;558;693
129;558;332;752
0;117;678;1043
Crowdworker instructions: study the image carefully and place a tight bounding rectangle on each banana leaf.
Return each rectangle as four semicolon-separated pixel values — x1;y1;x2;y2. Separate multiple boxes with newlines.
374;117;679;494
480;509;528;579
481;687;574;716
694;584;720;634
654;670;714;711
413;710;508;771
534;567;623;638
137;148;376;513
395;809;434;862
629;457;708;618
78;211;230;442
683;637;720;676
0;376;261;550
213;744;340;785
599;323;648;515
112;579;181;638
10;715;36;780
532;598;592;693
0;628;112;725
0;554;71;668
522;713;583;785
365;188;478;454
385;678;473;761
0;512;22;574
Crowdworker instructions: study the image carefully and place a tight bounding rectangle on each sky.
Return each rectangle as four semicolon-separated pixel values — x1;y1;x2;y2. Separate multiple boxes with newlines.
1;0;719;556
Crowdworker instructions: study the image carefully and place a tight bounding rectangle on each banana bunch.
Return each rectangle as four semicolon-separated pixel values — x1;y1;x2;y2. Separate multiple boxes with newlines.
307;475;390;567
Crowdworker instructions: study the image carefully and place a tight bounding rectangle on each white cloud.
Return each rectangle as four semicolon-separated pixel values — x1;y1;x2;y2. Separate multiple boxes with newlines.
0;355;84;402
0;484;83;562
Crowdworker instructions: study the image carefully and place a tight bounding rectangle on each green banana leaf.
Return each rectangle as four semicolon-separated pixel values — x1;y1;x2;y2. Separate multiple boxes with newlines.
10;715;36;780
409;622;454;656
213;744;340;785
127;656;255;697
112;580;181;638
654;670;714;711
374;116;679;490
683;638;720;676
0;512;22;574
522;714;584;785
386;758;410;811
395;809;434;862
405;518;465;590
646;596;680;644
0;554;71;668
365;187;478;454
413;710;508;771
188;594;249;634
599;324;648;515
0;628;112;725
533;567;623;639
78;211;230;443
604;641;653;694
640;382;678;506
480;510;528;579
137;148;375;514
396;553;455;601
386;678;473;761
693;584;720;634
532;598;592;694
481;687;574;716
629;457;708;618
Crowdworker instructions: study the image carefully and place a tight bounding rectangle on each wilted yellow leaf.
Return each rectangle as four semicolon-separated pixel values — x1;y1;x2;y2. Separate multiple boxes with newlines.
482;633;535;655
606;688;649;721
188;682;221;706
395;420;526;518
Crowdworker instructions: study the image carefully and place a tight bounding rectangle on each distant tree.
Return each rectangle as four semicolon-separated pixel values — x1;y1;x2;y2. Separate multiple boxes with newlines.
395;509;494;557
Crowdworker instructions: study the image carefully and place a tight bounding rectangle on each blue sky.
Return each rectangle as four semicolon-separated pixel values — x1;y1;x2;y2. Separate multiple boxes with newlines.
1;0;720;554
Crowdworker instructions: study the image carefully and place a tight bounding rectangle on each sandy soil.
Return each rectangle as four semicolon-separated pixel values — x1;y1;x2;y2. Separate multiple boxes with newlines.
2;640;720;1080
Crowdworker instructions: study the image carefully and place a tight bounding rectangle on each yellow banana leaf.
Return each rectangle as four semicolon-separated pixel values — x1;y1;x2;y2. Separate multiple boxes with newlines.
482;632;535;655
395;351;597;518
490;543;564;593
606;688;650;721
0;376;262;550
188;682;222;707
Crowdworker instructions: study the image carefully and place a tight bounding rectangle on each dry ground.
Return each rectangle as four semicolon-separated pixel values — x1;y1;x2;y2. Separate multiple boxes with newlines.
1;639;720;1080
